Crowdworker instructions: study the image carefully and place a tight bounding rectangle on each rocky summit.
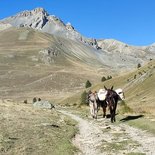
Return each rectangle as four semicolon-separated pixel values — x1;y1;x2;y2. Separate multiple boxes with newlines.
2;7;82;41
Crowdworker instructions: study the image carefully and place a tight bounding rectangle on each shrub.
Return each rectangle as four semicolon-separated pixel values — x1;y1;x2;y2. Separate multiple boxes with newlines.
33;97;37;103
24;99;27;104
119;101;133;114
85;80;92;88
150;58;152;61
101;76;106;82
80;91;89;105
137;63;141;68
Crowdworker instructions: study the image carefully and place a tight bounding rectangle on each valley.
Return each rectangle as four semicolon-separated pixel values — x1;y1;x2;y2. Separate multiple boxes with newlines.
0;7;155;155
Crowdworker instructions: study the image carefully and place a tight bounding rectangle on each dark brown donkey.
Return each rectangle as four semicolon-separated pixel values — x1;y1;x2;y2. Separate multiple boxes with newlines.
104;86;120;123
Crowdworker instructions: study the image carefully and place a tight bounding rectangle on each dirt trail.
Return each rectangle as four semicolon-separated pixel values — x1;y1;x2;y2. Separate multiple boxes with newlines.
59;110;155;155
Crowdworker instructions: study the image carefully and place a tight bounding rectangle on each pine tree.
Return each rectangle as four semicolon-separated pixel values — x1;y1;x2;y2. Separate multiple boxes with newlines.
137;63;141;68
101;76;106;82
85;80;92;88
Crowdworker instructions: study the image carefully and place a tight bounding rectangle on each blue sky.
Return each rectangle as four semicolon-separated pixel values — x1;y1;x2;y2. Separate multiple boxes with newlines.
0;0;155;46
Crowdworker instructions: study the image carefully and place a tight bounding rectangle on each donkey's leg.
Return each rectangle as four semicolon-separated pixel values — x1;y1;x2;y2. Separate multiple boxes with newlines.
90;104;94;118
92;105;95;118
94;107;98;119
113;102;118;122
103;107;106;118
113;109;116;122
110;108;114;123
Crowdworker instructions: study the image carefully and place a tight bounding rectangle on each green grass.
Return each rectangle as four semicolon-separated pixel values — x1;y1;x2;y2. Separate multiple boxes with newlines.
127;153;146;155
126;117;155;135
117;114;155;135
118;100;133;114
101;139;140;154
46;115;78;155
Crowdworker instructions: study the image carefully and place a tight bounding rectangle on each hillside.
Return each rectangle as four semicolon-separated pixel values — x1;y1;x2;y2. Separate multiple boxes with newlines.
0;7;155;102
61;59;155;115
0;27;108;101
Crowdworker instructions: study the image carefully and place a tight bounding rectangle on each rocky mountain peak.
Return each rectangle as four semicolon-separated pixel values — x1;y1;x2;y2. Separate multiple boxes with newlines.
66;22;75;31
2;8;84;41
17;7;48;18
33;7;48;15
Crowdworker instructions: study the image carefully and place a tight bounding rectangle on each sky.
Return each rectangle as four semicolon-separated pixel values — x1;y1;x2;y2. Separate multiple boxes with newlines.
0;0;155;46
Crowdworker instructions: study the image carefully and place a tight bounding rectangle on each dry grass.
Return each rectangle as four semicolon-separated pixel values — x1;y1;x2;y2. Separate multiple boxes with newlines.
0;100;78;155
70;60;155;114
0;27;104;101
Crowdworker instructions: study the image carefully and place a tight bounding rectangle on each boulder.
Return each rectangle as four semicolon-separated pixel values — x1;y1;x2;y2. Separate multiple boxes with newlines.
33;100;55;109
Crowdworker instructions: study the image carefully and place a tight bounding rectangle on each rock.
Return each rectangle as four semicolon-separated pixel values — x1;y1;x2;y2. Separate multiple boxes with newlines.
33;100;55;109
66;22;74;31
38;48;58;64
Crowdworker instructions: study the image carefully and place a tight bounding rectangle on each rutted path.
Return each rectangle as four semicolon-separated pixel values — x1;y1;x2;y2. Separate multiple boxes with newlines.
59;109;155;155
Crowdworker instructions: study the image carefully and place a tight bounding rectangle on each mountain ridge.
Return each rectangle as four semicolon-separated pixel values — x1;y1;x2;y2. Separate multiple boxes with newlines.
1;7;155;71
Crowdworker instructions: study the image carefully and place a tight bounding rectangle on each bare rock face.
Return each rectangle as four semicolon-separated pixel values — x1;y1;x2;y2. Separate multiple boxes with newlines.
1;8;101;50
66;22;75;31
38;48;59;64
2;8;83;41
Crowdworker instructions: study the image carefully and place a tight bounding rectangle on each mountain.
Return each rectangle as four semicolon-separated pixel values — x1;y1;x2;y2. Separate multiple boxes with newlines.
2;8;155;68
0;27;104;100
2;8;83;41
0;8;155;101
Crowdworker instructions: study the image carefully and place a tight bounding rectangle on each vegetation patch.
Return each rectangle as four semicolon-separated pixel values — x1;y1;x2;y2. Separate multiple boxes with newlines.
101;139;140;154
0;102;78;155
127;153;146;155
118;100;133;114
125;117;155;135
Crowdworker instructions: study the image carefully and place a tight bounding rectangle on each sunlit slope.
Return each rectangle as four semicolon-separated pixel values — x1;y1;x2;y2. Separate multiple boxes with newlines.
0;27;109;100
61;60;155;115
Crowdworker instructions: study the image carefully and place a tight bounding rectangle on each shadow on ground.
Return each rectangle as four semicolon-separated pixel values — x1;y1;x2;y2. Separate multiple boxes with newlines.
120;115;144;122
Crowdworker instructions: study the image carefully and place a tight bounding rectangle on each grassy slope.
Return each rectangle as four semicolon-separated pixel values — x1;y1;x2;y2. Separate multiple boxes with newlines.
0;100;78;155
0;27;105;101
61;60;155;113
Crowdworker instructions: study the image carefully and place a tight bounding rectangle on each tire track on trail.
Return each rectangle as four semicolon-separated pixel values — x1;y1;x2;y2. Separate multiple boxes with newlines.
59;109;155;155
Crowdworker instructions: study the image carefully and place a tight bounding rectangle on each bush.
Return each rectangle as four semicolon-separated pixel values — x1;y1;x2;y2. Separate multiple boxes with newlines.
119;101;133;114
101;76;106;82
80;91;89;105
85;80;92;88
137;63;141;68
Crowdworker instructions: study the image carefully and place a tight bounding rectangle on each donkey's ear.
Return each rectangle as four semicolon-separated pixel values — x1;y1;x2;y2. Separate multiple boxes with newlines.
111;86;114;90
104;86;107;90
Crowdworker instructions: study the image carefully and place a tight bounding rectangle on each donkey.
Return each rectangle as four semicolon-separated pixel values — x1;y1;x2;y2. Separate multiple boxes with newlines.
88;91;98;119
97;87;125;119
104;86;120;123
96;89;108;118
